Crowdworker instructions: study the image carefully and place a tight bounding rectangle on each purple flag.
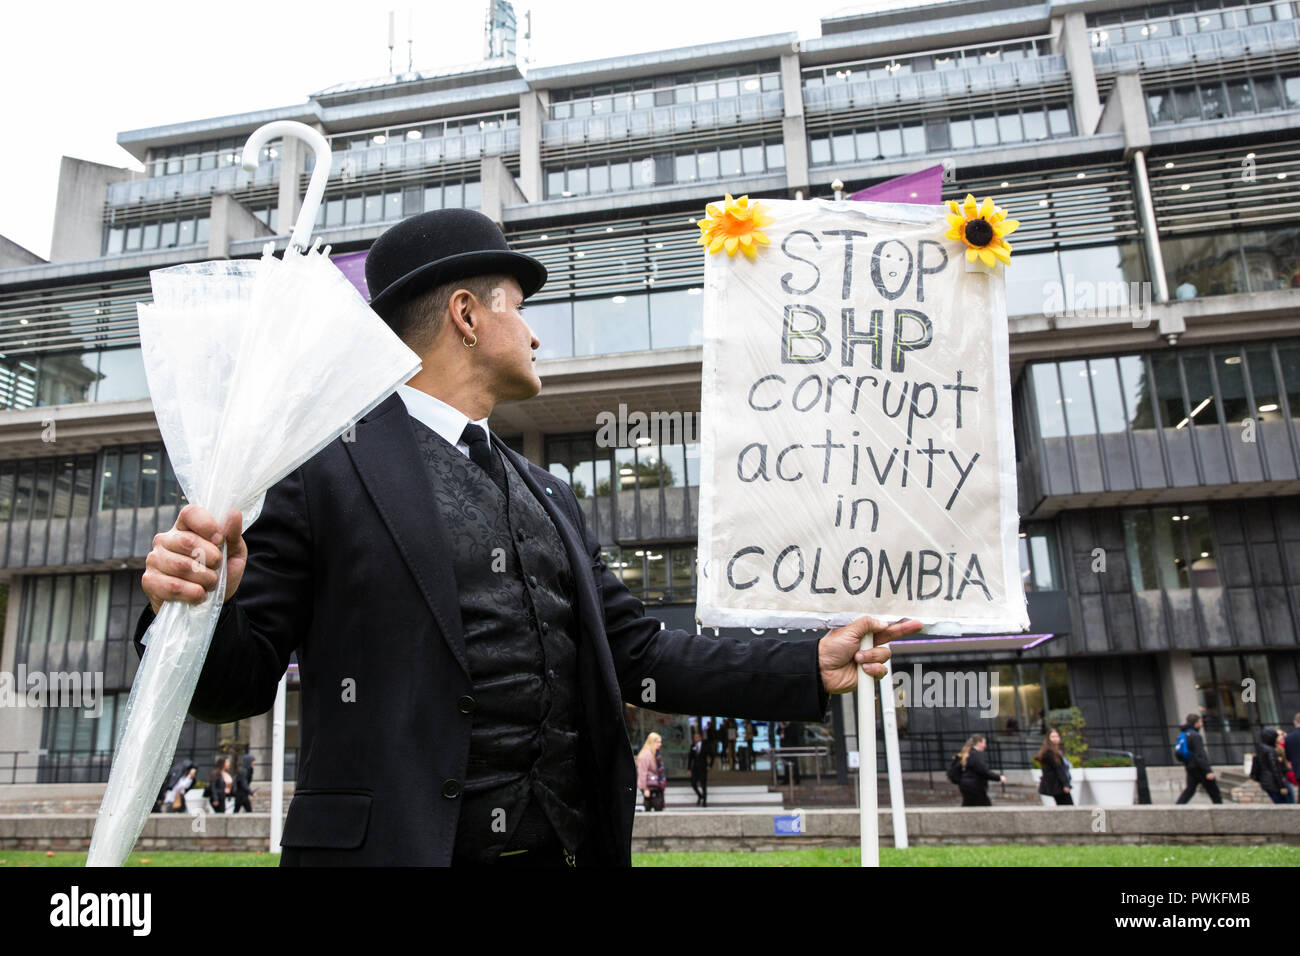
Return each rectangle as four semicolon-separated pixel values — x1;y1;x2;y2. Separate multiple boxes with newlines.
331;250;370;299
849;165;944;205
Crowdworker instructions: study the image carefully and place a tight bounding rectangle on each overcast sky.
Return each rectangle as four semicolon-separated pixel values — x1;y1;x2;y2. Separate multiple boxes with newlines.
1;0;945;259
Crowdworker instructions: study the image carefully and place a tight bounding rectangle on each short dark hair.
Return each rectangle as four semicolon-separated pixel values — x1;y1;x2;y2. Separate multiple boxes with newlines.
1186;712;1202;727
387;273;506;351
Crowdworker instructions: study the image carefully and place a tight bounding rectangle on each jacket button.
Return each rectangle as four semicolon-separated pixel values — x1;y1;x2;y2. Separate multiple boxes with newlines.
529;574;538;587
457;695;475;714
541;622;550;633
516;530;526;542
442;779;462;798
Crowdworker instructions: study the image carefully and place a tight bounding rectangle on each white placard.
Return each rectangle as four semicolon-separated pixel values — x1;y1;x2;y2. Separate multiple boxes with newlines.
696;198;1027;634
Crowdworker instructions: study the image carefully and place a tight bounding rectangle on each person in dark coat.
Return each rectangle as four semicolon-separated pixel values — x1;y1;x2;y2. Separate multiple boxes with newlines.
207;755;230;813
1253;729;1290;803
1175;714;1222;804
779;720;804;785
1036;727;1073;805
133;208;921;867
687;729;708;807
233;754;256;813
1284;714;1300;796
957;734;1005;806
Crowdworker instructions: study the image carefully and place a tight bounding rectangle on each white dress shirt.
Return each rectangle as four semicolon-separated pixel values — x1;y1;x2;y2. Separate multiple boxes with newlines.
395;384;492;460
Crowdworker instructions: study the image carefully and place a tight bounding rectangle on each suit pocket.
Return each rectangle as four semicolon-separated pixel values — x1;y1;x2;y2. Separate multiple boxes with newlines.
280;789;373;849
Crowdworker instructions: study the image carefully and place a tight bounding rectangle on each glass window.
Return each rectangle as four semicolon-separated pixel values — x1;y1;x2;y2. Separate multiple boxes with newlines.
675;153;697;183
1088;357;1129;432
1023;109;1048;140
98;450;118;511
444;182;463;208
1199;82;1227;119
973;114;999;146
1124;508;1187;590
1180;350;1222;426
52;460;73;519
1247;345;1282;420
177;219;195;245
809;137;831;165
463;181;481;210
573;294;650;355
997;112;1024;142
526;300;574;360
949;117;975;150
385;191;402;221
117;450;139;510
106;228;124;254
139;450;160;507
1048;107;1072;135
1059;359;1099;435
1005;250;1060;316
28;577;52;646
195;217;209;244
95;348;148;403
160;220;178;247
742;145;764;174
32;461;53;520
611;162;631;191
696;150;718;181
878;127;903;157
1184;507;1220;587
765;142;785;169
902;123;925;154
1031;364;1067;438
1278;343;1300;418
719;148;741;176
125;226;141;251
649;288;704;349
142;223;160;249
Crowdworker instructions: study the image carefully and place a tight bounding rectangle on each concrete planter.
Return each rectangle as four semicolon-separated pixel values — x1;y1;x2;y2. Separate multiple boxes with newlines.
1033;767;1137;805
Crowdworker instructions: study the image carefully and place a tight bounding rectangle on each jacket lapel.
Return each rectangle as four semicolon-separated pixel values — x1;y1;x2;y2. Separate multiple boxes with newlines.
344;392;471;681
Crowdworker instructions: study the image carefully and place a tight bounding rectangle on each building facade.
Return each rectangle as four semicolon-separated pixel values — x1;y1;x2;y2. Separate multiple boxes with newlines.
1;0;1298;785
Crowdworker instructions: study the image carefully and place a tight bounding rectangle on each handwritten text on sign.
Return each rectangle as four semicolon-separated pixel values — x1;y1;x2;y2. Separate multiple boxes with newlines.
697;199;1026;631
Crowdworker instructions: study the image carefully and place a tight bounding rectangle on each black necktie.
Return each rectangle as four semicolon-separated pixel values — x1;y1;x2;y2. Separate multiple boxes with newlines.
459;422;507;498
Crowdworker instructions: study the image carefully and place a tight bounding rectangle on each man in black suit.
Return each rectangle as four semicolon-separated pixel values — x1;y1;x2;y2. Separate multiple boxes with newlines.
137;209;919;866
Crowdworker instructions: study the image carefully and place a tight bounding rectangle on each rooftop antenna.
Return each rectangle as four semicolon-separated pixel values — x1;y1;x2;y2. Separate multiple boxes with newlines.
407;8;414;73
387;10;395;74
522;9;532;66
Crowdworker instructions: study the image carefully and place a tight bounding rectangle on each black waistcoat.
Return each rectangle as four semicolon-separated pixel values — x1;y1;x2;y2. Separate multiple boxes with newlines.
410;418;585;863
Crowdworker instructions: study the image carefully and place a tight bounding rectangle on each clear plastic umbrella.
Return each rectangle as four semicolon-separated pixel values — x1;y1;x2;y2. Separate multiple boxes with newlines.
86;121;421;866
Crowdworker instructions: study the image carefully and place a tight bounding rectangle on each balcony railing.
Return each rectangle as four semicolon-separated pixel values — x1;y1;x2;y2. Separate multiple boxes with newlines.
803;55;1069;112
541;91;783;146
1092;17;1300;71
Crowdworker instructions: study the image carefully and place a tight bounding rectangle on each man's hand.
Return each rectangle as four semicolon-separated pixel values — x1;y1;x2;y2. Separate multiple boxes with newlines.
818;615;923;694
141;505;247;614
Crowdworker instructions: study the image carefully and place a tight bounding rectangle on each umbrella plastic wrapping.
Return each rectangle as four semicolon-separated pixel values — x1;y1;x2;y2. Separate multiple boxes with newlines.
695;198;1028;635
86;245;420;866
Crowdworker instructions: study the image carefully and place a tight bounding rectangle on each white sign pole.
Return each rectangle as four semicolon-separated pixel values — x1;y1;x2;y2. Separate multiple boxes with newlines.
858;641;879;868
879;657;909;849
269;673;286;854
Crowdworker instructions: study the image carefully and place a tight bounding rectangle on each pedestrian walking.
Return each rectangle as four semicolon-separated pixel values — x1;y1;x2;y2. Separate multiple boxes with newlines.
725;718;738;770
233;754;257;813
636;732;666;812
207;755;231;813
162;762;196;813
957;734;1005;807
688;729;708;807
1174;713;1222;804
1036;728;1073;805
1252;729;1291;804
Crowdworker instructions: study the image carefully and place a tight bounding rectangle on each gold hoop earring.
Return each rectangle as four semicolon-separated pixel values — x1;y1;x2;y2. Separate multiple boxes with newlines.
463;333;477;349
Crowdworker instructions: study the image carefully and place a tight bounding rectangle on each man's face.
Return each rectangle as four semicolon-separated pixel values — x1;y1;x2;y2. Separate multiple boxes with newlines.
473;276;540;401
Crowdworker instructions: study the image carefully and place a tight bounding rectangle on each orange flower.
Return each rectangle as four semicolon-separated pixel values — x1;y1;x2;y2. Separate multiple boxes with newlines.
697;194;775;260
945;194;1018;266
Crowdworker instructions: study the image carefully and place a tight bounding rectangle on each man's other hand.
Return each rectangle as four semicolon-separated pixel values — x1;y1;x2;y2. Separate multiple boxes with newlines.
818;615;923;694
141;505;247;614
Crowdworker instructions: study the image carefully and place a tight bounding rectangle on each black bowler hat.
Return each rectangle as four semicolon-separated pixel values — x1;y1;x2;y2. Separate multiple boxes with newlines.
365;209;547;322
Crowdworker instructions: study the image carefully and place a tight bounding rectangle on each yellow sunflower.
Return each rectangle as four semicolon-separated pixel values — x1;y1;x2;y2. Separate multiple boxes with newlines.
945;194;1018;266
697;194;774;260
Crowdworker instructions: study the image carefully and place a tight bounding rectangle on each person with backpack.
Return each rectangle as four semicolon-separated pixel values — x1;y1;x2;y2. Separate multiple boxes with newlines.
951;734;1005;806
1174;713;1222;804
1251;729;1291;803
1036;728;1073;805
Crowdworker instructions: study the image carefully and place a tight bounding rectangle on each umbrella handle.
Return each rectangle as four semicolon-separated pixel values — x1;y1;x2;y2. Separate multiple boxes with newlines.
241;121;332;254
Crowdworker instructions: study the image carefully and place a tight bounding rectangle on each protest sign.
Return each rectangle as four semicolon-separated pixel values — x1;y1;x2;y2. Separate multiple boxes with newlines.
696;196;1027;634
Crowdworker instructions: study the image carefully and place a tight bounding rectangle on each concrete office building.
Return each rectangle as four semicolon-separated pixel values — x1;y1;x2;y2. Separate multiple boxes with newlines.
1;0;1298;787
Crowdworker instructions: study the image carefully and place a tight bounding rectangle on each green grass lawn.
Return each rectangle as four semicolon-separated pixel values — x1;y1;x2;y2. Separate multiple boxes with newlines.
2;845;1296;867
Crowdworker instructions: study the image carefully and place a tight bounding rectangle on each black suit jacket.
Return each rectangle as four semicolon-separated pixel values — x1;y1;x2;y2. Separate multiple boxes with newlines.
133;392;828;865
